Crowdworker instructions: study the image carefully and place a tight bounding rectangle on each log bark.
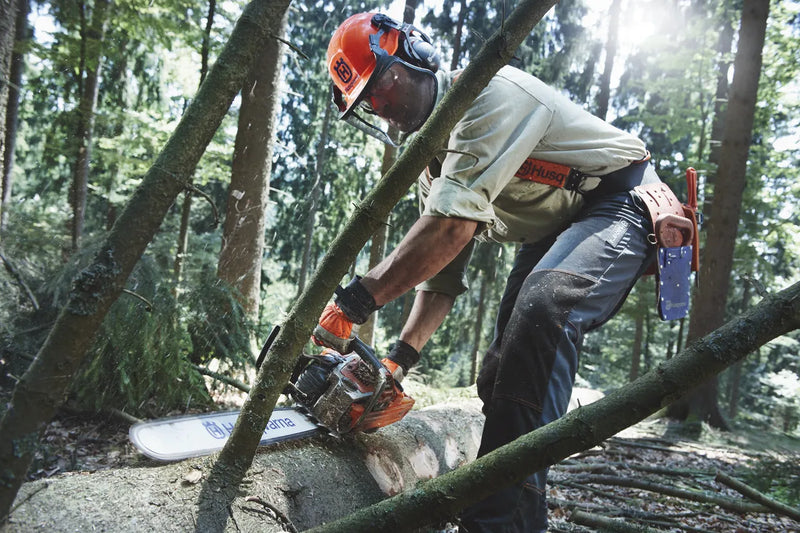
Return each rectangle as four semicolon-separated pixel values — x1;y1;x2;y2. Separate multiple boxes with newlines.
0;0;291;519
303;281;800;532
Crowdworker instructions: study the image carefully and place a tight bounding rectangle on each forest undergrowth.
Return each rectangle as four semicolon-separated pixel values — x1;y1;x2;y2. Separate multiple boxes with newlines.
11;382;800;533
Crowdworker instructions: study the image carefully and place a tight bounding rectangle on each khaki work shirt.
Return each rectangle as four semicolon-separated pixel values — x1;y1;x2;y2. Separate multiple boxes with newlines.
417;66;648;297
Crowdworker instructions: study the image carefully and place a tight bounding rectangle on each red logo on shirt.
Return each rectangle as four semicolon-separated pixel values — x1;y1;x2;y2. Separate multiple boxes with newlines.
515;158;572;188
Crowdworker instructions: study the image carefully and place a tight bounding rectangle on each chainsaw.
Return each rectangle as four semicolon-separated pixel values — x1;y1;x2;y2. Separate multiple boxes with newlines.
286;334;415;435
129;327;414;461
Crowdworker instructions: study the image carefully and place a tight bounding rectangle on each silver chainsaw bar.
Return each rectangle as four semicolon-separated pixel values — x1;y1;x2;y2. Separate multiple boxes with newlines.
129;407;320;461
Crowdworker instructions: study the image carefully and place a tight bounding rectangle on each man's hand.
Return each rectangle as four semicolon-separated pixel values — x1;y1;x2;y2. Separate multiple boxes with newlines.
312;303;355;353
312;277;381;352
381;340;421;383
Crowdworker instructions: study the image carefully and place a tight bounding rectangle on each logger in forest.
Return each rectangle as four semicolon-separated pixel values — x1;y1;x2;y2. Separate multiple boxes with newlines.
313;12;692;533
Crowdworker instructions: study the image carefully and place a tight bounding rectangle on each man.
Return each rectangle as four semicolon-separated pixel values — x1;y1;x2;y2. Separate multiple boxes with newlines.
314;12;682;532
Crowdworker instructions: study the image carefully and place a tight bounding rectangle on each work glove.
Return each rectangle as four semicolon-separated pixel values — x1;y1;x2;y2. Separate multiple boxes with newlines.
312;276;380;353
381;340;421;383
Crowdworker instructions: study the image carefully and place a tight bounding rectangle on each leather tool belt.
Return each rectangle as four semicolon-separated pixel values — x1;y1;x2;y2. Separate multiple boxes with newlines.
634;168;701;320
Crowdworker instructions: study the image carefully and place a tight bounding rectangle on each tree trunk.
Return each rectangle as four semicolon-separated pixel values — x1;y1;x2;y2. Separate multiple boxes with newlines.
727;276;752;417
68;0;110;253
450;0;468;71
1;0;28;239
469;243;495;385
702;4;736;222
174;0;216;283
306;280;800;533
360;135;398;345
0;0;292;519
297;101;332;297
668;0;769;430
197;2;561;531
594;0;621;120
217;8;288;318
0;0;22;174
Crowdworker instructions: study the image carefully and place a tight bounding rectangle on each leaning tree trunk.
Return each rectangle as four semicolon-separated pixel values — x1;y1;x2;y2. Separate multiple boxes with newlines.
217;8;288;319
668;0;769;429
0;0;292;519
195;1;561;531
306;280;800;533
68;0;110;253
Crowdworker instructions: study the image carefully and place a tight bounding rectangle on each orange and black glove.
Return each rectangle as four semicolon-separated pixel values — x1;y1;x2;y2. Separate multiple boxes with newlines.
381;340;420;383
312;276;380;353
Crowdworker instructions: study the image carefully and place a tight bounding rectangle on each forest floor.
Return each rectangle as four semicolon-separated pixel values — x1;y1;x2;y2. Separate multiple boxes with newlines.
15;383;800;532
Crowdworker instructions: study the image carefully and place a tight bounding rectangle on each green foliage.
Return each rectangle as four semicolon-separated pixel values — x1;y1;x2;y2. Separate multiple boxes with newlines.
70;281;212;416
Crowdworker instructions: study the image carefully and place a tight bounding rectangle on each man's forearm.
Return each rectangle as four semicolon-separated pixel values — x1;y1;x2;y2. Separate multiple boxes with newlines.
399;290;456;352
360;215;477;306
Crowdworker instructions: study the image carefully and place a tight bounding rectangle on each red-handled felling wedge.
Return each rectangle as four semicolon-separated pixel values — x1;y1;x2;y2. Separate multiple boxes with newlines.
683;167;701;276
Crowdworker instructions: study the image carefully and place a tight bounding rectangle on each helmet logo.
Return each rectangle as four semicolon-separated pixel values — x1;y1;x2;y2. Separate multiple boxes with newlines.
331;51;360;96
334;57;353;84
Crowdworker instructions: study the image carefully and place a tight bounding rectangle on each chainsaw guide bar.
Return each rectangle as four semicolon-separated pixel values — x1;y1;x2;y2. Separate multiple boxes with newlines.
129;407;321;461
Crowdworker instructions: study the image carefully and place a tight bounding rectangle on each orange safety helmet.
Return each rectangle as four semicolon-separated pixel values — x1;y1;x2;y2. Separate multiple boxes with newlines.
327;13;400;118
326;13;440;144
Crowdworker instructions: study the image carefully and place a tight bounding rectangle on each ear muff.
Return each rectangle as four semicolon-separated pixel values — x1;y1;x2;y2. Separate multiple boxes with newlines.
405;30;440;72
370;14;440;72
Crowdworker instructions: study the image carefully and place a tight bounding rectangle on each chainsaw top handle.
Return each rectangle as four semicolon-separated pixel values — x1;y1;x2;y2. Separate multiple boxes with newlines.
350;337;384;372
349;336;390;430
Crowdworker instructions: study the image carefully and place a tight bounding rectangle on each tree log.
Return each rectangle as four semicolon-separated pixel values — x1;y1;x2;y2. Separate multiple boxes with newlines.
569;509;664;533
3;402;483;532
568;473;768;514
716;470;800;522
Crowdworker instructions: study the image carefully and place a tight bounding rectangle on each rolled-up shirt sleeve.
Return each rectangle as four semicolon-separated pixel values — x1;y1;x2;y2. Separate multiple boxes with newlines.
422;74;555;230
416;238;476;297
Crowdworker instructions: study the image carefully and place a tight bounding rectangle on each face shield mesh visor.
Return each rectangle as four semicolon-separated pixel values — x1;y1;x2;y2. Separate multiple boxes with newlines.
337;58;437;146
